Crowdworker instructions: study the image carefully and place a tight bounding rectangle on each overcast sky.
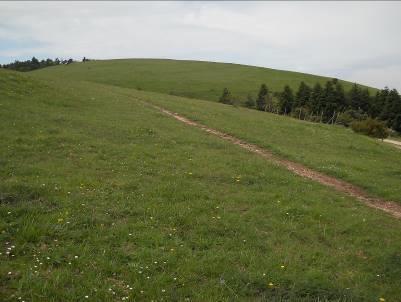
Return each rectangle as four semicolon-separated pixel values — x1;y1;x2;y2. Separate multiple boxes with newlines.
1;1;401;90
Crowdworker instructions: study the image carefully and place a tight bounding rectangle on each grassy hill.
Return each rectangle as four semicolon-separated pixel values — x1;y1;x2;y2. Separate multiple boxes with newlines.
1;66;401;301
31;59;377;103
133;88;401;203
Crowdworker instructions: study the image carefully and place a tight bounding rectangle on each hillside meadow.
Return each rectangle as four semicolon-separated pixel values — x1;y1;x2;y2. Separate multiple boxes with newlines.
1;69;401;301
31;59;377;103
95;84;401;204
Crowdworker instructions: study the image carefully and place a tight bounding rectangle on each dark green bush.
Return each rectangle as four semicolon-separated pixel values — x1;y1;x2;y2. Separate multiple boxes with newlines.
351;118;389;139
337;109;368;127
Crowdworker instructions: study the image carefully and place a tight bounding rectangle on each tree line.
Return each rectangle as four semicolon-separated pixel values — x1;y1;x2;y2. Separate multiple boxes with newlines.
0;57;90;72
220;79;401;137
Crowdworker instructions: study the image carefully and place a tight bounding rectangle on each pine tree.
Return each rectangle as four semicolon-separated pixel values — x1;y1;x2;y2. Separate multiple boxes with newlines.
279;85;294;114
381;89;401;126
310;83;323;114
31;57;40;70
349;83;362;111
322;80;337;121
294;82;311;109
219;88;232;105
393;114;401;133
244;94;255;108
256;84;268;111
370;88;389;118
334;81;346;112
360;88;370;113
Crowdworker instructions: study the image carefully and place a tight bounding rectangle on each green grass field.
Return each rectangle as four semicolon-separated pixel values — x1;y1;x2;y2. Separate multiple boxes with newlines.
32;59;377;103
1;63;401;301
130;88;401;203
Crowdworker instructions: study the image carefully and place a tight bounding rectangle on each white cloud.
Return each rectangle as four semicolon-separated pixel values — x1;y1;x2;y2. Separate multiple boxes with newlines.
0;1;401;89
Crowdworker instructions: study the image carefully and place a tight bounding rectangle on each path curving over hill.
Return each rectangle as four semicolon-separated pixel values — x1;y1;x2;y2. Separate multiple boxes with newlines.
152;104;401;219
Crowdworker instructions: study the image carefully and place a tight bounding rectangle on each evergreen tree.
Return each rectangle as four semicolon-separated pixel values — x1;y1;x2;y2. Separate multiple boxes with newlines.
31;57;40;69
322;80;335;119
279;85;294;114
219;88;232;105
310;83;323;114
348;84;370;113
393;114;401;133
294;82;311;109
256;84;268;111
334;81;347;112
380;89;401;126
349;83;362;111
360;88;370;113
370;88;389;118
244;94;255;108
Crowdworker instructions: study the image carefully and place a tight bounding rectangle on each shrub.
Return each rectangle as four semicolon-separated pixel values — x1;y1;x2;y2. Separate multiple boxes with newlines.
244;94;255;108
219;88;233;105
351;118;389;139
337;109;368;127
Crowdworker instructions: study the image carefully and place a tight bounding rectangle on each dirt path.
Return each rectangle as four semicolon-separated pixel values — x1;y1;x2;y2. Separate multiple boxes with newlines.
153;105;401;219
383;139;401;149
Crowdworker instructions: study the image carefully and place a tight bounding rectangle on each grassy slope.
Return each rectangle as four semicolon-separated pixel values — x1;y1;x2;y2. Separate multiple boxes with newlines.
96;86;401;204
1;70;401;301
31;59;376;103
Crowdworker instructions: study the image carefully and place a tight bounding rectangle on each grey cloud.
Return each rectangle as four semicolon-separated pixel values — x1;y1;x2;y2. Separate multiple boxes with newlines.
0;1;400;90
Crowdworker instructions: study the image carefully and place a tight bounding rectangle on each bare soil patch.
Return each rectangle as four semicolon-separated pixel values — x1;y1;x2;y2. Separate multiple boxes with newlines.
384;139;401;149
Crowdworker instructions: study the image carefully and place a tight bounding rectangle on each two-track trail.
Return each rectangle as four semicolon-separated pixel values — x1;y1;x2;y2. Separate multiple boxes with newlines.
152;104;401;219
